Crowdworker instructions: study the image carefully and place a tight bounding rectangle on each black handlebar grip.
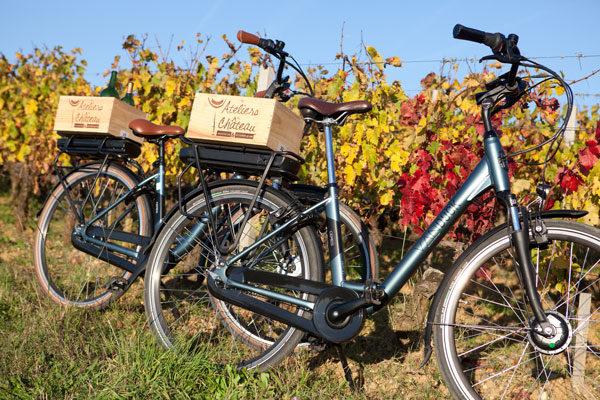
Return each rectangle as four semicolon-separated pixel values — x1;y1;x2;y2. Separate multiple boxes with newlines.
237;30;260;45
453;24;504;52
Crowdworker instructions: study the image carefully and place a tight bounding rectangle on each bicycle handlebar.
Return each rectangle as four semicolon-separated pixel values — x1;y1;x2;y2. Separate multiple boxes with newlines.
453;24;522;86
453;24;505;52
237;29;314;99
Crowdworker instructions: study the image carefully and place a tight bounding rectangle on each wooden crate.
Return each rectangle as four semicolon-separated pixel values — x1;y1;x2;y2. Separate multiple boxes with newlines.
186;93;304;154
54;96;147;144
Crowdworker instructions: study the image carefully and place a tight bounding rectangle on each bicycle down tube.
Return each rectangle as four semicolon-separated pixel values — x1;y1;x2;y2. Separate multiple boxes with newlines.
210;123;512;312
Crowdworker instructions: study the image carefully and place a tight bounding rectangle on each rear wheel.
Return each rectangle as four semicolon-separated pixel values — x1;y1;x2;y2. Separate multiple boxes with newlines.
289;184;379;282
144;183;324;370
34;162;152;309
434;219;600;399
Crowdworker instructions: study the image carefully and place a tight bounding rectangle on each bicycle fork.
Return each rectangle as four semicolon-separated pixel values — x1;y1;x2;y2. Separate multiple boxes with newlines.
484;122;554;337
501;191;555;336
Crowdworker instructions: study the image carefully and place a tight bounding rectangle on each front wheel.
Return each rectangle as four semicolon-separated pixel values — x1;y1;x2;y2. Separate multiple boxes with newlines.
434;219;600;399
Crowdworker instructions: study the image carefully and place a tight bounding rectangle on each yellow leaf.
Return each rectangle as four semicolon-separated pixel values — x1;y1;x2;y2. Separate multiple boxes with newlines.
385;56;402;67
16;144;30;162
340;143;351;157
555;85;565;96
366;46;384;72
465;78;480;88
178;97;191;108
344;164;356;186
165;79;177;96
512;179;531;195
25;99;38;115
416;116;427;133
593;177;600;197
582;203;599;226
380;190;394;206
366;128;378;144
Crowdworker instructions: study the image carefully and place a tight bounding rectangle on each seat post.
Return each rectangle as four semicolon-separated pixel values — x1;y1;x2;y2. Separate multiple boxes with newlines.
323;120;346;286
155;138;166;228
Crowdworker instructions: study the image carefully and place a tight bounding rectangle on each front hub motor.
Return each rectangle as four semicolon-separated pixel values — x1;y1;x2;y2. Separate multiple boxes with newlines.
528;311;572;355
313;287;365;343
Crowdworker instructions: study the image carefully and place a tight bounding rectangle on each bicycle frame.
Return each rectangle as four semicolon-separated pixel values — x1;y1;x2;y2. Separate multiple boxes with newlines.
211;120;512;312
59;146;168;276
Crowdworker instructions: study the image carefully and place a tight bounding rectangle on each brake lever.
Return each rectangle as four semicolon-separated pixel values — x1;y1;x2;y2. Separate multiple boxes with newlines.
263;40;288;57
480;54;501;63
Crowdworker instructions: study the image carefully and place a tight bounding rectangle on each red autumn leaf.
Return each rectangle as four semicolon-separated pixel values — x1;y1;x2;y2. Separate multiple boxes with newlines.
580;147;599;170
584;140;600;156
556;167;583;193
476;267;492;279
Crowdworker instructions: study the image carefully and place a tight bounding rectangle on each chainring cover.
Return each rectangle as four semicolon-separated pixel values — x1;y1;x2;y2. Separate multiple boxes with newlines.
313;287;365;343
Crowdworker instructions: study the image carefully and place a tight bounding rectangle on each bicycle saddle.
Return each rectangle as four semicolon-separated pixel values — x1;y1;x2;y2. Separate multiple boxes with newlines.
129;119;184;138
297;98;372;123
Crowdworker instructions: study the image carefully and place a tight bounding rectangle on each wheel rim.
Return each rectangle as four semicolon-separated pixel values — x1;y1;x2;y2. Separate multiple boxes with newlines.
34;166;146;307
147;190;314;368
439;223;600;399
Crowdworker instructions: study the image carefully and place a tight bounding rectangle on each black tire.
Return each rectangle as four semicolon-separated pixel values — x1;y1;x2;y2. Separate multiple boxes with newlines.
289;184;379;282
434;219;600;399
144;183;324;371
34;162;152;309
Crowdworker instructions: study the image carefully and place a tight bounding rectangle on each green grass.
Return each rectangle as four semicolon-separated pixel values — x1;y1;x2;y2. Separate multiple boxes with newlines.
0;187;449;400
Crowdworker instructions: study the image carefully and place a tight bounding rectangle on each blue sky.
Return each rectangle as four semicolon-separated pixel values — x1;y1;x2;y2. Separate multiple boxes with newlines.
1;0;599;108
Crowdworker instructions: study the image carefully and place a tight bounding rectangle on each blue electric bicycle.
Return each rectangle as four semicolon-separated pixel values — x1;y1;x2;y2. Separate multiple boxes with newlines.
143;26;600;399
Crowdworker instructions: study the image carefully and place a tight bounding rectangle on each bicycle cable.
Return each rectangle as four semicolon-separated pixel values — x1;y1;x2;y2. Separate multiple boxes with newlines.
495;58;574;183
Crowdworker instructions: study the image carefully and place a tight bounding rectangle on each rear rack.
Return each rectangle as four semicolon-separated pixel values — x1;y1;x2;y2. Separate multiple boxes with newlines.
57;135;142;159
179;140;304;182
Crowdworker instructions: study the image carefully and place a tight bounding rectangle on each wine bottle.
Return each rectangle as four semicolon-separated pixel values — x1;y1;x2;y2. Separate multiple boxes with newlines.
121;82;134;106
99;71;120;98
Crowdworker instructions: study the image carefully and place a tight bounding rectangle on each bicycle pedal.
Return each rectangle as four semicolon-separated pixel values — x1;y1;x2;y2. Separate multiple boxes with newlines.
104;277;129;292
305;335;327;353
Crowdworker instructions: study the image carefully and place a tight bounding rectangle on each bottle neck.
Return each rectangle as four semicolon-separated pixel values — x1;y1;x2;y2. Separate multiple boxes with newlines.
108;71;117;87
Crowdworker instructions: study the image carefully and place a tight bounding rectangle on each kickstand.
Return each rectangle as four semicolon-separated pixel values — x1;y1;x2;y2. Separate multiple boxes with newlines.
334;344;363;393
